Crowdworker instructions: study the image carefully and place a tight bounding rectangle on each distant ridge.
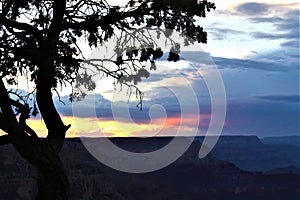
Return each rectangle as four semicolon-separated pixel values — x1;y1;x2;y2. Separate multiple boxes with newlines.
195;135;262;146
261;135;300;147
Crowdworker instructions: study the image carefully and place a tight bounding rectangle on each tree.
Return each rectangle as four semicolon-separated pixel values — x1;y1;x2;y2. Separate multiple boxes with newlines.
0;0;215;199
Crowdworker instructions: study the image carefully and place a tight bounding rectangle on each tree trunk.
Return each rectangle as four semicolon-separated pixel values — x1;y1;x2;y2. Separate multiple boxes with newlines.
35;150;69;200
11;135;69;199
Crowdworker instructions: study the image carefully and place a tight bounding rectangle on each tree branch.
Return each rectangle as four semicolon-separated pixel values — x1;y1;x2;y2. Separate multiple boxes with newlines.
9;99;39;139
62;2;151;31
0;15;42;41
0;80;19;131
0;80;37;143
0;135;11;145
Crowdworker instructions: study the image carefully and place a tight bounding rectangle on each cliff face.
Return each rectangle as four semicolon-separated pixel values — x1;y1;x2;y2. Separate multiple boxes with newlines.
0;142;124;200
197;136;300;172
1;137;300;200
261;136;300;147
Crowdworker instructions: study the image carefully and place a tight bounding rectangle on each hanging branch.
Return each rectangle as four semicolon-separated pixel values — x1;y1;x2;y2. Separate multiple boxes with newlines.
9;98;39;139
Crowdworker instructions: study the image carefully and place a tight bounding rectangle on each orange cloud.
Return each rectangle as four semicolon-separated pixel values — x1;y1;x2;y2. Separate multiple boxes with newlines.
0;113;215;138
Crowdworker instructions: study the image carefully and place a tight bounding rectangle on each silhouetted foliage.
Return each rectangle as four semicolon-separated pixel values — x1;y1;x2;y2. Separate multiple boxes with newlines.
0;0;215;199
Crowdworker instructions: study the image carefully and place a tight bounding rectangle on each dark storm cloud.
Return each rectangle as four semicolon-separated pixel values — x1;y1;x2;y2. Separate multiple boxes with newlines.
255;95;300;103
236;2;271;15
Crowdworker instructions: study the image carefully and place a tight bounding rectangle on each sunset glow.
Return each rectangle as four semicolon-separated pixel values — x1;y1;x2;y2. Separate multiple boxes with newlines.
0;113;213;138
1;0;298;139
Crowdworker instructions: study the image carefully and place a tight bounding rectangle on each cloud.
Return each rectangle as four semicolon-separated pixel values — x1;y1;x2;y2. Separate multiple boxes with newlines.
140;73;169;83
207;28;246;40
212;56;295;71
55;93;113;118
224;98;299;137
159;51;213;65
246;48;299;69
53;79;213;126
53;49;298;124
248;17;285;23
236;2;271;16
249;9;299;48
255;95;300;103
280;40;299;48
251;32;292;40
56;94;300;138
50;44;298;138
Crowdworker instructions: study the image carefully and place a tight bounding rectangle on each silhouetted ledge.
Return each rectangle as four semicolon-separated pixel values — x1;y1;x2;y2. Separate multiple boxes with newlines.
1;136;300;199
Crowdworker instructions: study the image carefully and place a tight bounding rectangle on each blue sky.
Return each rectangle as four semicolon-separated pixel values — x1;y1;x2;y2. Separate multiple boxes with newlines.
5;1;298;138
203;1;299;136
52;1;299;138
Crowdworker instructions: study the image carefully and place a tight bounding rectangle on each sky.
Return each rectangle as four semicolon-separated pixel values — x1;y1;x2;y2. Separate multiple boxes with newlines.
2;0;299;138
